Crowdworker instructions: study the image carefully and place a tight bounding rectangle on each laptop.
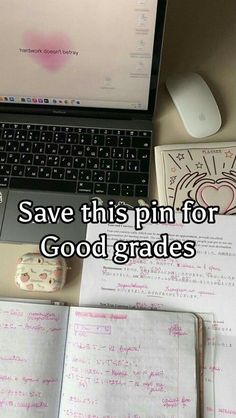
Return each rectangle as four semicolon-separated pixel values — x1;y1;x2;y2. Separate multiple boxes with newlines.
0;0;166;244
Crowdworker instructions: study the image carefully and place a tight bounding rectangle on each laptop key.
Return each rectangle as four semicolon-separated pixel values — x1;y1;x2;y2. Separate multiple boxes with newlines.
118;136;131;147
79;170;92;181
139;131;152;137
113;160;126;171
112;148;123;159
58;144;71;156
92;135;105;146
34;155;46;166
2;129;15;139
138;149;150;159
0;142;6;151
39;167;51;178
15;130;28;140
87;158;99;169
25;166;38;178
85;146;97;157
66;133;79;144
7;153;20;164
0;177;9;187
121;185;134;196
10;177;76;193
6;141;19;152
74;157;86;169
124;148;137;159
98;147;110;158
0;164;11;176
72;145;84;156
77;182;93;193
94;183;107;194
105;135;118;147
32;143;45;154
54;132;66;143
140;159;150;172
127;161;139;172
131;137;151;148
19;142;32;153
12;165;25;177
52;168;65;180
92;171;105;182
47;156;60;167
65;169;78;180
0;153;7;163
135;185;148;197
108;184;120;195
106;171;118;183
61;156;73;168
20;154;33;165
79;134;92;145
100;159;112;170
119;172;148;185
28;131;40;141
45;143;58;154
40;131;53;142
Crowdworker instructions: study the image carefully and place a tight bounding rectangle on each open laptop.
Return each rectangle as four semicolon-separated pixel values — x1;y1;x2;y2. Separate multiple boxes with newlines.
0;0;166;243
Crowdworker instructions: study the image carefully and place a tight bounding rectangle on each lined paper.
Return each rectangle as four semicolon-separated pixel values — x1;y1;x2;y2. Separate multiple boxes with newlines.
0;301;69;418
80;213;236;417
59;307;198;418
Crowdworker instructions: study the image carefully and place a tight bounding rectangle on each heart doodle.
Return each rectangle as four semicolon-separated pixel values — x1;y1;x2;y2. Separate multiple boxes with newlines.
23;31;71;71
196;183;236;214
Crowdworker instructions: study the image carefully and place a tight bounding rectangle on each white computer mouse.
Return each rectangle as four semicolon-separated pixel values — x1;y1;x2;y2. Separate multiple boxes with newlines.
166;72;222;138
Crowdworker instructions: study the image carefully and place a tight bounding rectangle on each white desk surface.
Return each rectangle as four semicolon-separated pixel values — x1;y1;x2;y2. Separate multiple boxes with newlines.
1;0;236;304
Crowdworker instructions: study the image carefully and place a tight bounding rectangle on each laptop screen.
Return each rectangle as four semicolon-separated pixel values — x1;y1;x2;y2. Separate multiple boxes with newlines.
0;0;163;112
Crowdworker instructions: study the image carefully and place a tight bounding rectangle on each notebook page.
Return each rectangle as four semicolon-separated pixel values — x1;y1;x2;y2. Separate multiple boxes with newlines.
59;307;198;418
80;212;236;417
0;301;69;418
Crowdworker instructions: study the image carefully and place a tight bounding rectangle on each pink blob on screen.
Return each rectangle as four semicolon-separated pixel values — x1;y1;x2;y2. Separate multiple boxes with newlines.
23;31;71;71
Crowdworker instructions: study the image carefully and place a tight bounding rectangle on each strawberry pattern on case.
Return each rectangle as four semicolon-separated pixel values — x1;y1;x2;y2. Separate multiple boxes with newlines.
15;253;67;292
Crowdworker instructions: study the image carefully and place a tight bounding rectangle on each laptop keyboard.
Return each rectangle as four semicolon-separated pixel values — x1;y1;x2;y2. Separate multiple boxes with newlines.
0;122;151;197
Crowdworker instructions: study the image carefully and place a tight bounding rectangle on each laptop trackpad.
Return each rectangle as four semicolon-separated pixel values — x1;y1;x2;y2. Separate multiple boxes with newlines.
1;190;89;244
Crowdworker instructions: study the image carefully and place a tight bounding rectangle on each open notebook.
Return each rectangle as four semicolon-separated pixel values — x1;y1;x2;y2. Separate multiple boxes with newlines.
0;300;203;418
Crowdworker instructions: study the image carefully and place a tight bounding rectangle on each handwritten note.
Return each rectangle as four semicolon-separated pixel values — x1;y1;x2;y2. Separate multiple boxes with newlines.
80;213;236;417
0;301;69;418
59;307;199;418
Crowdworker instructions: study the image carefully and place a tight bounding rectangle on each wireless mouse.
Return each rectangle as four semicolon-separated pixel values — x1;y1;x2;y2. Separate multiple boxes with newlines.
166;72;222;138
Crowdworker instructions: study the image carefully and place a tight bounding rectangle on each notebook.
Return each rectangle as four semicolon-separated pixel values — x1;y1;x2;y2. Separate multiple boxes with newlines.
155;142;236;213
0;0;167;245
0;299;203;418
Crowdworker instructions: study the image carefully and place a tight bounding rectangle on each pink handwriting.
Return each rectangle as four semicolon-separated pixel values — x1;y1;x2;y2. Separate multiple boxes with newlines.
117;283;148;290
218;408;236;415
75;311;127;320
42;378;58;385
163;397;191;408
0;400;48;410
74;324;111;337
166;286;195;294
168;324;188;337
0;355;26;363
27;312;59;322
